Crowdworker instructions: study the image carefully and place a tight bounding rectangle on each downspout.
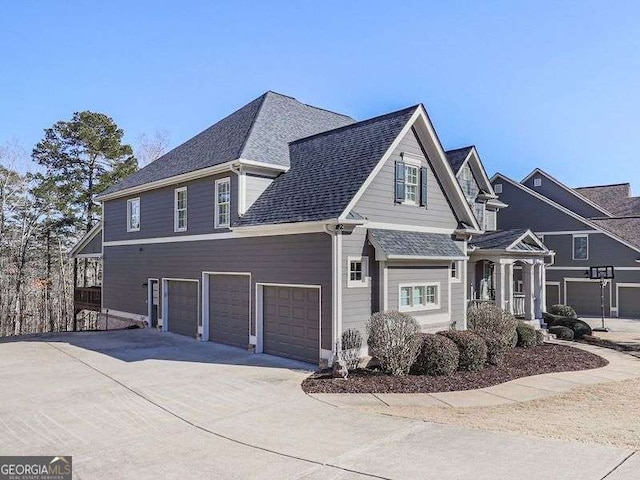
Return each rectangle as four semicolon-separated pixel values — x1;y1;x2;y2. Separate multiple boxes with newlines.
324;223;342;362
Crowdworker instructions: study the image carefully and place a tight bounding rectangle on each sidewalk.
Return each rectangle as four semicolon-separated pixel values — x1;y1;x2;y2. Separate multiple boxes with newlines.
309;341;640;408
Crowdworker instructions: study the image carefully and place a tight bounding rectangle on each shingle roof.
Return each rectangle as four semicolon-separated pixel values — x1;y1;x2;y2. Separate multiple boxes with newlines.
445;146;474;173
470;229;530;250
102;91;354;195
368;229;464;258
234;106;418;226
574;183;640;217
591;217;640;250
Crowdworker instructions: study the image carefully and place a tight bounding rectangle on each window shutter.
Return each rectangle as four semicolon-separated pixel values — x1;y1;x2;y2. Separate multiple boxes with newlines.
420;167;428;207
395;161;405;203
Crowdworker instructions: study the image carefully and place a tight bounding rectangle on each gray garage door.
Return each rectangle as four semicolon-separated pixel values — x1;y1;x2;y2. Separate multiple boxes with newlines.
208;275;250;347
566;281;610;317
545;284;560;308
167;280;199;337
263;286;319;364
618;286;640;318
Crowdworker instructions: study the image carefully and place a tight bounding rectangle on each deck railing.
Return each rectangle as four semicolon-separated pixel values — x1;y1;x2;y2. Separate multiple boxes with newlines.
74;286;102;312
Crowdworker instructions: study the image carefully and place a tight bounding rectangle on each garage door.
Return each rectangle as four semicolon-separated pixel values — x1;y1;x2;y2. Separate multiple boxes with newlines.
618;286;640;318
545;283;560;307
208;275;250;347
263;286;319;364
566;281;610;317
167;280;199;337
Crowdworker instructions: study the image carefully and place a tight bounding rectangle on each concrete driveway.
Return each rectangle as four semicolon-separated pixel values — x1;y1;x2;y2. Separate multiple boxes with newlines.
0;329;636;479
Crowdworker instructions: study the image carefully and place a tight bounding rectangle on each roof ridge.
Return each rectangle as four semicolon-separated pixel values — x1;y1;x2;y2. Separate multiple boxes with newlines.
289;105;419;146
575;182;631;189
237;92;270;159
445;145;475;153
263;90;354;119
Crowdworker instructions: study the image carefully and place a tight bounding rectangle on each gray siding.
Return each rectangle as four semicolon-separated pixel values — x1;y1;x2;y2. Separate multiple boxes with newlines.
77;231;102;255
449;241;465;324
103;172;238;242
245;174;274;211
354;129;458;229
102;233;333;349
541;233;640;268
522;174;606;218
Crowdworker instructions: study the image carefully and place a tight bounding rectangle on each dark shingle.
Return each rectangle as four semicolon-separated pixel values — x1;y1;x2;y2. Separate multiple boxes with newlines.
234;106;418;226
102;92;354;195
574;183;640;216
470;229;529;250
368;229;464;258
445;146;474;173
591;217;640;250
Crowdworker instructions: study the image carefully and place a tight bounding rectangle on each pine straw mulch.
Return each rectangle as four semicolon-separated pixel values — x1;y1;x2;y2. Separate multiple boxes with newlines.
301;344;607;394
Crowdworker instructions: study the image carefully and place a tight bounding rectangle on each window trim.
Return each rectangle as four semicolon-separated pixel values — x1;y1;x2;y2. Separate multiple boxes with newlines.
451;261;461;283
402;163;420;205
494;183;503;194
174;187;188;232
347;256;369;288
485;209;497;231
572;234;589;261
214;177;231;229
533;177;542;187
126;197;140;232
398;282;440;312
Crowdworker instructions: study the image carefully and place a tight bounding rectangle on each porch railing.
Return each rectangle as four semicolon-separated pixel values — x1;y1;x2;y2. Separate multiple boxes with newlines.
513;293;525;318
74;286;102;312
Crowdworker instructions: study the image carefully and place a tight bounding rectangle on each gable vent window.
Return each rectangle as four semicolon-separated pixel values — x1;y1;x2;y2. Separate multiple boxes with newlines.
174;187;188;232
533;178;542;187
127;198;140;232
215;178;231;228
395;157;428;207
494;183;503;194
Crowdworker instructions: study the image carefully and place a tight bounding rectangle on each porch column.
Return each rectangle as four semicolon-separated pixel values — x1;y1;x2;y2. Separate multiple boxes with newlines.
534;261;544;319
522;262;535;320
504;262;514;314
494;262;505;310
540;261;547;314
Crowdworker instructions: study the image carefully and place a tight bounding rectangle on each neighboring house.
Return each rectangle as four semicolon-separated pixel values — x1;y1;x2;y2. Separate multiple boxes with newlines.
492;168;640;319
70;91;551;365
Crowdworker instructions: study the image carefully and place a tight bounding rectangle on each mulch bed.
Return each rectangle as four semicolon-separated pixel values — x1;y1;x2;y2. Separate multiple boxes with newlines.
301;344;608;394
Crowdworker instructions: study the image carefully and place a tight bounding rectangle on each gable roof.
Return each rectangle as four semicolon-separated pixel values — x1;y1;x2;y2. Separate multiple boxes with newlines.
234;106;418;226
470;228;546;252
574;183;640;217
445;146;474;173
101;91;354;196
590;217;640;250
68;222;102;258
368;229;465;260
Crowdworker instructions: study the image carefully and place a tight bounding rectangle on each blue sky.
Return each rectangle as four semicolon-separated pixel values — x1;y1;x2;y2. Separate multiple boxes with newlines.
1;1;638;187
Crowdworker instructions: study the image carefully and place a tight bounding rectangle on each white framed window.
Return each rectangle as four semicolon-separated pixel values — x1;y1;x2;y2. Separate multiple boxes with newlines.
459;164;478;202
126;197;140;232
404;164;419;204
485;210;497;231
398;283;440;311
451;261;461;282
347;256;369;288
572;234;588;260
215;178;231;228
174;187;188;232
533;178;542;187
473;202;485;228
494;183;503;194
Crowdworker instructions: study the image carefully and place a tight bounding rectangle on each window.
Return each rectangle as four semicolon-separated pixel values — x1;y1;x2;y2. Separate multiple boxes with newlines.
533;178;542;187
398;283;439;311
451;261;460;281
404;164;419;204
347;256;368;287
127;198;140;232
494;183;503;194
485;210;497;231
573;234;588;260
459;164;478;202
473;202;485;228
215;178;231;228
174;187;188;232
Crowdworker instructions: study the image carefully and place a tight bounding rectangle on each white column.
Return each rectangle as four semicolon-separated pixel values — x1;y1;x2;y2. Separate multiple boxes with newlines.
523;263;535;320
504;262;514;314
494;262;506;310
534;261;544;319
540;262;547;314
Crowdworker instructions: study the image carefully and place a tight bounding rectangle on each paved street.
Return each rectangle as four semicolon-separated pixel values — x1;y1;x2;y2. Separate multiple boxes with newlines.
0;329;636;479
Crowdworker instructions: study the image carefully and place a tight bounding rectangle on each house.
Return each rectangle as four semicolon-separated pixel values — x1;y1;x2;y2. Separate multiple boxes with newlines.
69;92;552;365
491;168;640;319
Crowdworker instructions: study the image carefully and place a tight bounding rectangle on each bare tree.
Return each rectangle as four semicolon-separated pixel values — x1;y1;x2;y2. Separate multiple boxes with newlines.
135;130;170;167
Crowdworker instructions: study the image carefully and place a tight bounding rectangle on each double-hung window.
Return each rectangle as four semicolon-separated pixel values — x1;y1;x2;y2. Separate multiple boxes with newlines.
174;187;188;232
215;178;231;228
347;256;369;287
399;283;439;311
572;234;588;260
395;155;427;206
404;164;419;204
127;198;140;232
451;261;460;281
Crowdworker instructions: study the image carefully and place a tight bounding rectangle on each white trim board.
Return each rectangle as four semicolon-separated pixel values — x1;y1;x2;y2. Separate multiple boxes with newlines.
201;271;251;343
491;173;640;254
364;222;456;234
547;266;640;271
535;230;599;236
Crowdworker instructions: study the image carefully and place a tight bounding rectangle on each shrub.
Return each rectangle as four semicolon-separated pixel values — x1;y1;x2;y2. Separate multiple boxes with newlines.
438;330;487;371
543;311;563;325
367;311;421;376
549;325;574;340
548;304;577;318
467;302;517;349
516;321;537;348
535;329;545;346
411;334;459;376
546;317;592;339
340;328;363;370
475;330;508;366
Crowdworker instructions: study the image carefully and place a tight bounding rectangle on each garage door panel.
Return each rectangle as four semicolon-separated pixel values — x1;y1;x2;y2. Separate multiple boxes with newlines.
619;286;640;318
566;281;610;317
546;284;560;307
263;286;319;363
209;275;249;348
167;280;199;337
